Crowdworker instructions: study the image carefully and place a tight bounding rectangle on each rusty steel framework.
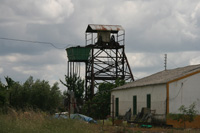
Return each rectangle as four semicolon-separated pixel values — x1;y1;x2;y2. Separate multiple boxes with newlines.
66;24;134;100
84;24;134;100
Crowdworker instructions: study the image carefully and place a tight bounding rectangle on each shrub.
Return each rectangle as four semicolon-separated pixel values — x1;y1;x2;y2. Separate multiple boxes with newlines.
168;102;198;128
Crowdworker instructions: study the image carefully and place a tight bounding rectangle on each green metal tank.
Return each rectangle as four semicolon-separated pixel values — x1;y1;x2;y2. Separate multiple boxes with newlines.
66;46;91;62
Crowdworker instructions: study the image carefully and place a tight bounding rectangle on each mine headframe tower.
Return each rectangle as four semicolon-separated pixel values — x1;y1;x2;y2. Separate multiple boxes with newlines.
66;24;134;100
85;24;134;100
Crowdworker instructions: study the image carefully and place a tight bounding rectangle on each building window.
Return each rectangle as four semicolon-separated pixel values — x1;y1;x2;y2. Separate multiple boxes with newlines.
115;98;119;117
147;94;151;109
133;95;137;115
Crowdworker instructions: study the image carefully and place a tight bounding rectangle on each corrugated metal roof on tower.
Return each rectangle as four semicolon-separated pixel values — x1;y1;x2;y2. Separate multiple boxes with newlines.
86;24;124;33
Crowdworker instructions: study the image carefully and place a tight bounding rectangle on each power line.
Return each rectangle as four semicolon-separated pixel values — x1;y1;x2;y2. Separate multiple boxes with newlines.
168;59;178;68
0;37;73;49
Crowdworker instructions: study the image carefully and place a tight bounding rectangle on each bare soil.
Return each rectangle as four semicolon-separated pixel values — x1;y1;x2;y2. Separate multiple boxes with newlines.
99;125;200;133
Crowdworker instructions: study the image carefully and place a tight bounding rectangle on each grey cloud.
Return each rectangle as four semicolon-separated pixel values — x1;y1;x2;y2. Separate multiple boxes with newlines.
1;0;200;91
129;51;200;80
26;23;81;46
0;0;74;24
0;40;55;55
105;0;200;52
2;50;67;68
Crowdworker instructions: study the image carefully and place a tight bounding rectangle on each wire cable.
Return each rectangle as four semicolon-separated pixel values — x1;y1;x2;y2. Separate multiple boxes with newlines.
0;37;73;49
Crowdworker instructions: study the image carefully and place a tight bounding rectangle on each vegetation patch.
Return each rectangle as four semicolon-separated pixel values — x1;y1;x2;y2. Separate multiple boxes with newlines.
0;109;99;133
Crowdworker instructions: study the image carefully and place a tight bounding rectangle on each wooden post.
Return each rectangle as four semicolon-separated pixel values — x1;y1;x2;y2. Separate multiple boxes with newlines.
68;94;71;119
112;95;114;126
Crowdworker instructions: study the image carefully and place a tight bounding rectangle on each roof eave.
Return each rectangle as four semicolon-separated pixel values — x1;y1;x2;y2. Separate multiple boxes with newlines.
112;82;167;92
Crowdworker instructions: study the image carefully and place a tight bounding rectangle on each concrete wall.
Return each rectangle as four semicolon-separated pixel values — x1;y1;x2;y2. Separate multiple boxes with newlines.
169;73;200;114
111;84;166;117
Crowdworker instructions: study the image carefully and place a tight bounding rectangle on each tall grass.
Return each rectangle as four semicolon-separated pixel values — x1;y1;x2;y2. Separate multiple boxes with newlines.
0;108;100;133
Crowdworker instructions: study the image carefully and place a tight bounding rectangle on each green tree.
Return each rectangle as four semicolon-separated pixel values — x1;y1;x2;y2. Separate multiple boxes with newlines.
49;82;62;112
82;79;125;119
5;76;15;89
0;80;7;107
168;102;199;128
30;79;51;111
60;74;84;111
26;78;61;112
4;76;24;108
9;82;24;109
1;76;62;113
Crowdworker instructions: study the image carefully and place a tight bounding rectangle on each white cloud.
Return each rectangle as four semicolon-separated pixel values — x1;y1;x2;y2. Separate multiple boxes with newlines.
1;0;200;91
167;52;200;67
0;67;3;74
0;0;74;24
127;51;200;80
12;66;38;75
127;52;161;68
191;2;200;21
133;71;150;80
190;56;200;65
4;55;19;62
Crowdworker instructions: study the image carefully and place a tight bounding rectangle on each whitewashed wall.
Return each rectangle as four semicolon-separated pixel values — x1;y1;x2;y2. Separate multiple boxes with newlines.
111;84;166;116
169;73;200;114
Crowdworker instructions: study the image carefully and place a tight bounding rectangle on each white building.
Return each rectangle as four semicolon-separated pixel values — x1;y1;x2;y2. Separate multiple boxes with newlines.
111;64;200;128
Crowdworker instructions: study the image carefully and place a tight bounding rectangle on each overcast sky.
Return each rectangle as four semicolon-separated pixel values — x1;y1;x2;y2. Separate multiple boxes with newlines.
1;0;200;91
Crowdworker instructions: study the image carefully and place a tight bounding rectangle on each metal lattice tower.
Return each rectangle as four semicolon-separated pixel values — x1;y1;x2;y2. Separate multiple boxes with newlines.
66;24;134;100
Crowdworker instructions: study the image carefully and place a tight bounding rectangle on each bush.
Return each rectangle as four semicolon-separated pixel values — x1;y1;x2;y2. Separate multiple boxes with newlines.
168;102;198;128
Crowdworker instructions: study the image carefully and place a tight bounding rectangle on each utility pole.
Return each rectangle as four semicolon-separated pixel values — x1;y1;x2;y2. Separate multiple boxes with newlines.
164;54;167;70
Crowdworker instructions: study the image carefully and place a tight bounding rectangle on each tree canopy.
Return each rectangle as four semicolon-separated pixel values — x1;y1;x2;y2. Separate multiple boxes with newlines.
82;79;125;119
60;74;85;112
0;76;62;113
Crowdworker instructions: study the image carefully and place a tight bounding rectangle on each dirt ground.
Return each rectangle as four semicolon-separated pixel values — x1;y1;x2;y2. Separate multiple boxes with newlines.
128;127;200;133
98;120;200;133
100;125;200;133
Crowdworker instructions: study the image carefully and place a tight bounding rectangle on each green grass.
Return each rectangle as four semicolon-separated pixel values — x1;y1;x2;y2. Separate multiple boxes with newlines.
0;109;100;133
5;109;200;133
0;109;134;133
